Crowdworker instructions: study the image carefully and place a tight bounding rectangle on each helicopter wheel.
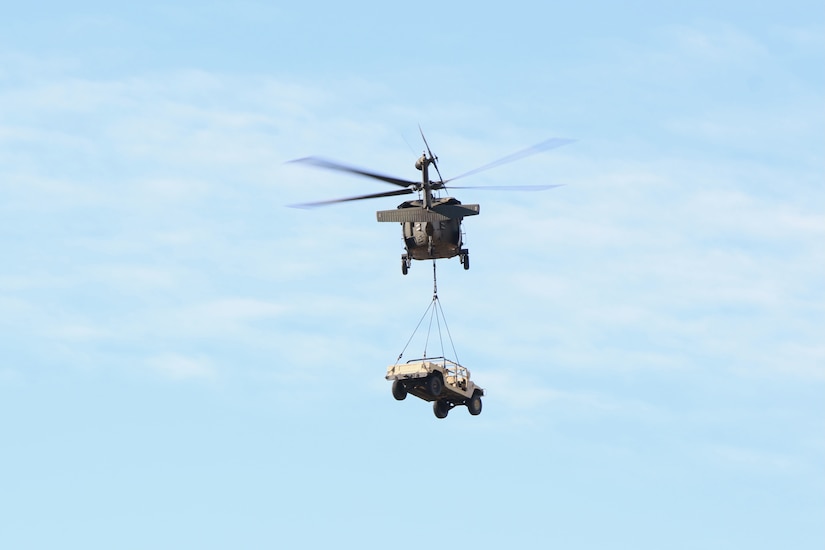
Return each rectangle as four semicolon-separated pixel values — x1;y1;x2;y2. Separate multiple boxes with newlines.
460;249;470;270
401;255;409;275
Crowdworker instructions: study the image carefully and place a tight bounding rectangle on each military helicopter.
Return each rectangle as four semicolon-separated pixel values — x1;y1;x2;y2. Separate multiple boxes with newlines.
289;131;572;274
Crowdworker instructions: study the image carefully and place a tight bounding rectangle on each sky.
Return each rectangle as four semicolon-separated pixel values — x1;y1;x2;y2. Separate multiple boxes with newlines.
1;1;823;548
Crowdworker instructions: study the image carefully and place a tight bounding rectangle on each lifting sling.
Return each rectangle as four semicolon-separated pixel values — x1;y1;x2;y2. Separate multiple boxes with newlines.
394;260;461;366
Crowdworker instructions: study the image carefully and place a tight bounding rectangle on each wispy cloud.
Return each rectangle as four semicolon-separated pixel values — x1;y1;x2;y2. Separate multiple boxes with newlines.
1;28;822;399
705;444;803;474
147;353;216;381
664;23;768;64
476;370;658;415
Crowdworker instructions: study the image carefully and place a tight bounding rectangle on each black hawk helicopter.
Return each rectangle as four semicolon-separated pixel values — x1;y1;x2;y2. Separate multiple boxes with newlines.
289;131;572;275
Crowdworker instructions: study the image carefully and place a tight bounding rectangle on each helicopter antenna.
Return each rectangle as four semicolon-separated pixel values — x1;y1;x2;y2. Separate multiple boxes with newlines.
400;131;417;155
419;125;444;184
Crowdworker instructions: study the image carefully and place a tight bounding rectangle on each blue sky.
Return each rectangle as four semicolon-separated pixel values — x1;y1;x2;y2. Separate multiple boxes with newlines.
1;2;823;548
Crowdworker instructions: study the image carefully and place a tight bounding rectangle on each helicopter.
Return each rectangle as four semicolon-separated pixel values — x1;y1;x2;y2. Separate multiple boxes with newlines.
289;131;573;275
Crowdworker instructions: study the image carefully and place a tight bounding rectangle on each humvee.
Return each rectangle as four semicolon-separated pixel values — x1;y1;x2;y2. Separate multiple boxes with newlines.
385;357;484;419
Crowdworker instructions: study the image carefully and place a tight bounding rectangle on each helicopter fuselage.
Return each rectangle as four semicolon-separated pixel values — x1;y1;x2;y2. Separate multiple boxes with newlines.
404;217;462;260
398;201;462;259
377;197;476;274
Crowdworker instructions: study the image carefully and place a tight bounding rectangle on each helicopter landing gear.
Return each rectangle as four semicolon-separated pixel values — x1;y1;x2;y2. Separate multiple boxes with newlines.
460;249;470;270
401;254;410;275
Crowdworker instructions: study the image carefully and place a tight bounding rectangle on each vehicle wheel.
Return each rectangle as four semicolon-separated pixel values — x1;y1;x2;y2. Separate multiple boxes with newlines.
426;374;443;397
433;400;449;419
463;253;470;270
392;380;407;401
401;256;408;275
467;392;482;415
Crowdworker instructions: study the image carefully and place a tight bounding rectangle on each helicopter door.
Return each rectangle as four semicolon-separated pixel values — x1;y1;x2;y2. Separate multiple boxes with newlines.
412;222;428;246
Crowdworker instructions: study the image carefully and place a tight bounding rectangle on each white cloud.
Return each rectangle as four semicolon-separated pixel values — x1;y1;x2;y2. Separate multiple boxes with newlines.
706;444;803;474
476;369;658;416
182;298;286;324
0;51;821;399
664;23;767;64
147;353;216;380
0;8;821;549
51;323;109;342
0;367;21;384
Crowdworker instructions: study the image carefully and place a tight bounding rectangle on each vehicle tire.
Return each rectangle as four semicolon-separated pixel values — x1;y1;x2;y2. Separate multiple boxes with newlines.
463;254;470;270
392;380;407;401
433;400;449;419
467;392;482;415
426;373;443;397
401;258;408;275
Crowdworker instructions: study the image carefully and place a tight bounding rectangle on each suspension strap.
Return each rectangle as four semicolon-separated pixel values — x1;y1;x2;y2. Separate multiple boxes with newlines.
394;260;461;366
432;260;438;297
395;298;434;364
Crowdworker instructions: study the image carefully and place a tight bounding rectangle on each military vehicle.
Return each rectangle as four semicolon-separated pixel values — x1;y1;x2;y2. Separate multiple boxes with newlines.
386;357;484;419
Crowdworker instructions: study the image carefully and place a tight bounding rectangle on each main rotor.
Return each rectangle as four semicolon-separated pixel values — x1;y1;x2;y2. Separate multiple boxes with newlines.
288;132;573;209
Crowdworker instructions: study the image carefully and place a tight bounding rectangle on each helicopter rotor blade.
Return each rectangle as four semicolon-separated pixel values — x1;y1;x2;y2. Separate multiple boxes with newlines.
443;184;565;191
288;188;414;209
288;156;418;189
418;125;444;183
445;137;575;183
